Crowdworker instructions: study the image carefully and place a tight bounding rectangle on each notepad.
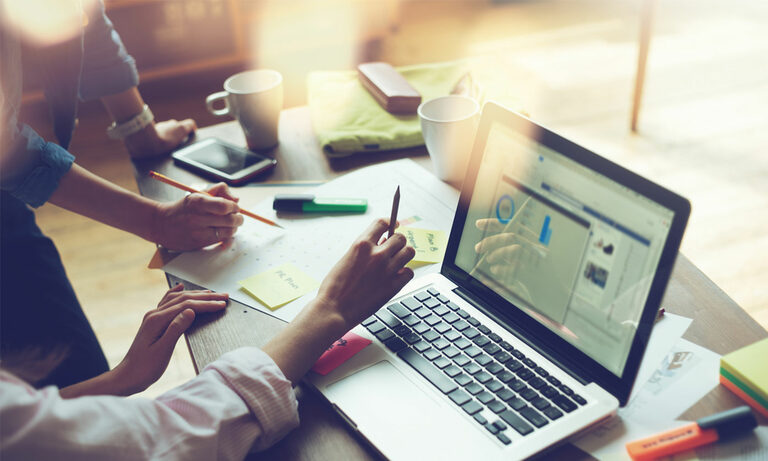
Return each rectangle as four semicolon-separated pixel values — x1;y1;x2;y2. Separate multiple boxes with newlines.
312;331;372;375
396;227;447;267
720;338;768;417
239;263;319;310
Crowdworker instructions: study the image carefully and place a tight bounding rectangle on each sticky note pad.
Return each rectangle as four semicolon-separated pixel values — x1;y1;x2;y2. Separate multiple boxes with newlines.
239;263;319;310
396;227;447;266
720;338;768;416
312;331;372;375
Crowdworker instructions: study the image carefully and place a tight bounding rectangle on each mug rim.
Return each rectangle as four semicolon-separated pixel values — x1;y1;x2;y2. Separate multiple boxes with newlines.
418;95;480;124
224;69;283;95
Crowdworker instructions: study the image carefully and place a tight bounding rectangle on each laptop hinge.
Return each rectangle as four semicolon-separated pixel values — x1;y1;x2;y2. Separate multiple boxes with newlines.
452;286;588;385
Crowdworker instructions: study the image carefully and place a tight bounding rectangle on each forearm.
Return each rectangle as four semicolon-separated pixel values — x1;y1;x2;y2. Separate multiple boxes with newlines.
262;300;349;385
47;163;159;242
59;369;132;398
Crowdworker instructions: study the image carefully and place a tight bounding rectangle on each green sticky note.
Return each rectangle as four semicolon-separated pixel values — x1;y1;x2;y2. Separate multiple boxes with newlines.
396;227;447;267
239;263;319;310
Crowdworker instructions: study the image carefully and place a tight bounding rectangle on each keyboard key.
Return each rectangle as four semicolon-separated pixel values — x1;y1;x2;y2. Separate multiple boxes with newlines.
520;407;549;428
517;369;534;381
494;351;512;364
437;294;450;303
423;348;441;361
477;324;491;335
532;397;551;410
486;362;504;375
485;423;499;435
403;315;421;327
375;329;395;342
541;385;558;398
413;340;431;353
477;391;495;404
497;389;515;402
559;384;574;396
483;343;501;355
472;336;491;347
393;325;411;336
499;340;514;351
572;394;587;405
444;329;461;341
547;376;561;386
454;338;472;349
424;298;441;309
488;400;506;414
520;387;538;401
424;314;441;326
415;291;431;302
475;354;493;366
443;346;460;358
553;395;577;413
387;303;411;318
362;315;377;326
401;297;421;310
456;309;470;319
453;354;471;367
455;373;472;386
475;371;492;384
403;333;421;345
500;410;534;436
467;317;480;327
508;397;527;411
497;432;512;445
433;338;450;350
463;362;482;375
423;330;440;342
493;420;508;431
366;321;386;334
486;380;504;393
534;367;549;377
511;350;525;360
376;309;402;328
488;333;502;343
443;312;460;324
464;346;482;358
446;302;460;311
427;288;440;296
528;377;545;389
465;382;483;395
414;307;431;319
448;388;471;406
463;328;480;339
444;365;462;378
453;320;470;331
384;337;407;352
462;400;483;415
434;357;451;369
497;371;515;383
397;348;456;394
473;413;487;425
543;406;564;421
413;322;430;334
509;379;526;392
523;358;537;369
433;305;449;316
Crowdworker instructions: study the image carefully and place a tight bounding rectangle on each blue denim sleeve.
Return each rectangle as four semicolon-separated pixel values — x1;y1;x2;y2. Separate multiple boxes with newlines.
3;125;75;208
79;0;139;101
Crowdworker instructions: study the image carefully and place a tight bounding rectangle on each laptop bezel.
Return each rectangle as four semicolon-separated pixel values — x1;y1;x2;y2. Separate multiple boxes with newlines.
441;101;690;406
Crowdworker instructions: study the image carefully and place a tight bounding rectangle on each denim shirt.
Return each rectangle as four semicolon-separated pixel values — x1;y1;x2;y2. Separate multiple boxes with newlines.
0;1;139;207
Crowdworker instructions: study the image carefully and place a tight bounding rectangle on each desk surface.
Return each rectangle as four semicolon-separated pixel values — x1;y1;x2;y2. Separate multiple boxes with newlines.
133;106;767;460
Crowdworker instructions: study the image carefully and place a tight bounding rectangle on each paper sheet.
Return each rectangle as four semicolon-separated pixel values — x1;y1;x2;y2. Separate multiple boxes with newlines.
312;331;372;376
163;159;459;322
239;263;319;310
396;227;447;267
575;338;721;460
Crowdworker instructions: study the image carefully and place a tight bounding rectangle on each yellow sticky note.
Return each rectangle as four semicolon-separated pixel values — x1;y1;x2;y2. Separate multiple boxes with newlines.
239;263;319;310
396;227;447;267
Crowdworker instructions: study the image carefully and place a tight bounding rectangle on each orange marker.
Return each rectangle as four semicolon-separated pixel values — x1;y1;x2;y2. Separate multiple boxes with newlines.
626;406;756;460
149;171;283;228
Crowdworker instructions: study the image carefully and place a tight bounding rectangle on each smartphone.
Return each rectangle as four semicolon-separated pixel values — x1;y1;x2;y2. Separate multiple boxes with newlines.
171;138;277;185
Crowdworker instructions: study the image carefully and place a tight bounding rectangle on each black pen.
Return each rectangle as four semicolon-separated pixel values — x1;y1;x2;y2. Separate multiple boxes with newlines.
388;186;400;238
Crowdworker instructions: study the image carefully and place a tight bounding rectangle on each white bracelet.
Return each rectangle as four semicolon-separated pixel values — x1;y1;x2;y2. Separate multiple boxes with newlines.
106;104;154;140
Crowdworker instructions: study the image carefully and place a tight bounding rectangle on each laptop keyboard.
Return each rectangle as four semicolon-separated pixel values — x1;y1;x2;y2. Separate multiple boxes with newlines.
362;287;588;446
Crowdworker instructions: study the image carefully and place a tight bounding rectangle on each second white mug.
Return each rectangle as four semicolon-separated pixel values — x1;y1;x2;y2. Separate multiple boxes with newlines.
206;69;283;152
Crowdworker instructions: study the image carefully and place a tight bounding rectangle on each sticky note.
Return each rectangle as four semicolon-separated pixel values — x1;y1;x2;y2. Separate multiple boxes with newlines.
312;331;372;375
239;263;319;310
396;227;447;267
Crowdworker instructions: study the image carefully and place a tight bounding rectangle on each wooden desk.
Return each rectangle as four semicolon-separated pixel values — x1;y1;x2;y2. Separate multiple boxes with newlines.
132;106;767;460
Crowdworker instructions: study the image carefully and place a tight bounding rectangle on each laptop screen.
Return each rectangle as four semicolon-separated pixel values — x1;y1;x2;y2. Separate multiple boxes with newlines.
453;120;675;377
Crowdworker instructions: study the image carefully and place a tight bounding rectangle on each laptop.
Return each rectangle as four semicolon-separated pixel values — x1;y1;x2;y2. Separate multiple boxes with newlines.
309;102;690;460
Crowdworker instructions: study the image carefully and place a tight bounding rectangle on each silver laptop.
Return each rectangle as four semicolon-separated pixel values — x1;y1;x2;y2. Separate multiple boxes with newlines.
309;102;690;460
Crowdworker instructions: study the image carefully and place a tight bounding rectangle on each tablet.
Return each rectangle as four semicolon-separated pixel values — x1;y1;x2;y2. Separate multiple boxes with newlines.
171;138;277;185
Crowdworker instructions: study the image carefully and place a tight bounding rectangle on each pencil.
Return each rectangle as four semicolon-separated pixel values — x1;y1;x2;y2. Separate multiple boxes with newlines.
388;185;400;238
148;171;283;229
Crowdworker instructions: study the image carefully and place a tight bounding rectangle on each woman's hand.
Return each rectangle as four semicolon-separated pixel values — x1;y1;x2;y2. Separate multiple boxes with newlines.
152;183;244;251
125;119;197;159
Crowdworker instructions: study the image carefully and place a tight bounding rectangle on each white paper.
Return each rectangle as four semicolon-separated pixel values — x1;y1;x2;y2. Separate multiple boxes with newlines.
575;338;721;460
163;159;459;322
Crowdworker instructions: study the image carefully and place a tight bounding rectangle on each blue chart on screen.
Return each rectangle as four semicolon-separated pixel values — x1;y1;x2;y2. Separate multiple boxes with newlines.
496;195;515;224
539;215;552;246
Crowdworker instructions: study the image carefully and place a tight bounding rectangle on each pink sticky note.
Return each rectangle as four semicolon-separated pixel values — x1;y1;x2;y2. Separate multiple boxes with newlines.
312;331;372;376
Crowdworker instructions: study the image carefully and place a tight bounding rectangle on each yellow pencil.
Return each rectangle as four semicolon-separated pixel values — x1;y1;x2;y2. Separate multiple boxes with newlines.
148;171;283;229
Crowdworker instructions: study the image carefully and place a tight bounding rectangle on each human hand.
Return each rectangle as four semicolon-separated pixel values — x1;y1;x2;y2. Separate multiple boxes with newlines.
314;218;416;331
474;218;547;278
111;284;229;395
125;119;197;158
152;183;244;251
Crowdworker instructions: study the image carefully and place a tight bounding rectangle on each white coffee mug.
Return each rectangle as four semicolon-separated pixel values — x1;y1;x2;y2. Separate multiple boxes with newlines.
206;70;283;151
418;95;480;185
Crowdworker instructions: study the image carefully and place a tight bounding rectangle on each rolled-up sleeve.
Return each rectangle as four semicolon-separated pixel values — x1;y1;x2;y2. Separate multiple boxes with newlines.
78;0;139;101
0;347;300;461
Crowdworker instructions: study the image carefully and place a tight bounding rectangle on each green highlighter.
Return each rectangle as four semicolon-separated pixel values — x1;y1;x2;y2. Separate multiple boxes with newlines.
273;194;367;213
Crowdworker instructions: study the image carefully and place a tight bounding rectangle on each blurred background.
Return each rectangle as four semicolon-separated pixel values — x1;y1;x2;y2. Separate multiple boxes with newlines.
13;0;768;398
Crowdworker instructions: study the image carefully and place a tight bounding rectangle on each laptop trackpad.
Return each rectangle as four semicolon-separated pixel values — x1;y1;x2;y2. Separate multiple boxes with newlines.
325;360;483;460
